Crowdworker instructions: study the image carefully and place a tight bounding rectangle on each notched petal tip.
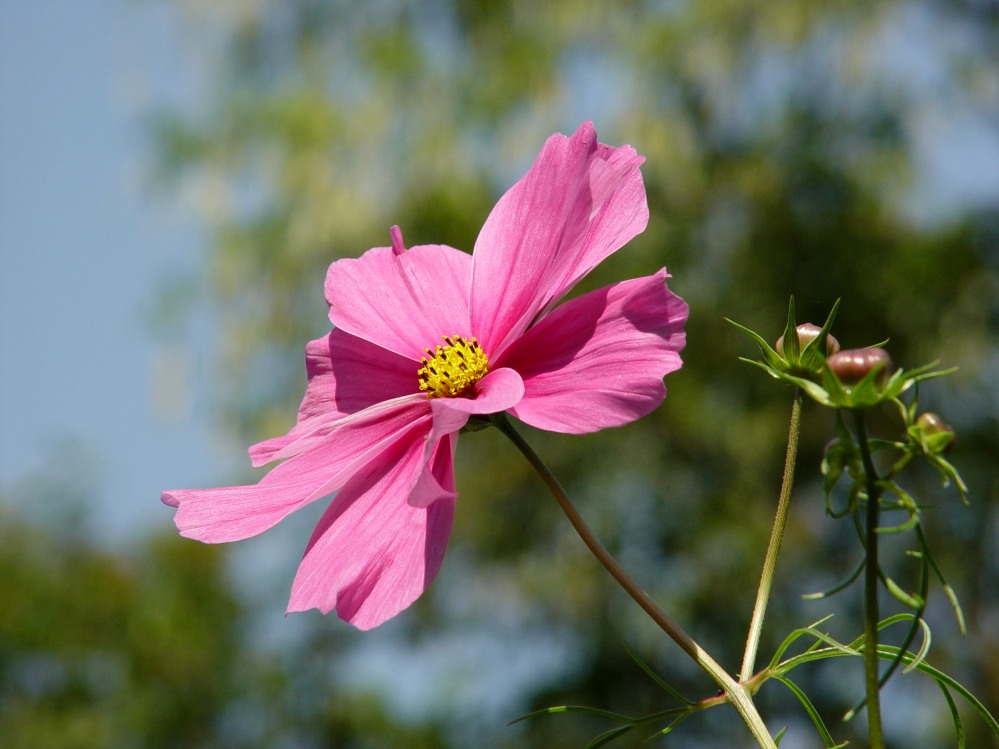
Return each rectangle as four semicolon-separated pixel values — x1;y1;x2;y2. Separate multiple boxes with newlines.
470;122;651;357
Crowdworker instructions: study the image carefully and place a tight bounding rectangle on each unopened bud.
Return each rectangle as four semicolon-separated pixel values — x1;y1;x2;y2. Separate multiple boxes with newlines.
827;348;892;386
777;323;841;357
915;412;956;453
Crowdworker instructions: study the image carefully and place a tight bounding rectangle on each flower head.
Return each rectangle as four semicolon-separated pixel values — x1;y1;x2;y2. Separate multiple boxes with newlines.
162;122;688;629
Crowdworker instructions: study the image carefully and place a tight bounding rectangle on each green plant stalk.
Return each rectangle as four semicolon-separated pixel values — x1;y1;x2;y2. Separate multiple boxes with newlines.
853;410;886;749
740;389;802;682
493;413;777;749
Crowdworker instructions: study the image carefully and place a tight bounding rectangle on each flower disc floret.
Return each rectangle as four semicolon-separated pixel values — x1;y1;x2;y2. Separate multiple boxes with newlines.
418;335;490;398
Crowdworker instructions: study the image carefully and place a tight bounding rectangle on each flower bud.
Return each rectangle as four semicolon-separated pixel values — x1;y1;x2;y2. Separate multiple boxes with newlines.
914;412;956;453
777;323;841;357
826;348;892;386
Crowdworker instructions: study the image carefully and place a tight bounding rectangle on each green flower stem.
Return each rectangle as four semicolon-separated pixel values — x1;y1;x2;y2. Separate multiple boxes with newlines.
740;389;802;682
853;410;886;749
493;413;777;749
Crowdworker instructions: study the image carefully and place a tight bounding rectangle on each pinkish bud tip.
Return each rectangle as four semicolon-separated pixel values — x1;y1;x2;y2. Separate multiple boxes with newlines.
827;348;892;386
777;323;840;357
390;225;406;255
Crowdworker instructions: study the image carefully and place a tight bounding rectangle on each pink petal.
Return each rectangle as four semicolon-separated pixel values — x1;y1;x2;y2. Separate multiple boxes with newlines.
428;366;525;434
470;122;649;357
250;330;418;467
499;270;687;434
163;396;431;542
410;432;458;510
287;423;455;630
325;243;473;361
407;368;524;509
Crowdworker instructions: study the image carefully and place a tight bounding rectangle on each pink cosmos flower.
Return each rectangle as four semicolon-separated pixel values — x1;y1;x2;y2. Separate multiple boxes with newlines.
162;122;688;630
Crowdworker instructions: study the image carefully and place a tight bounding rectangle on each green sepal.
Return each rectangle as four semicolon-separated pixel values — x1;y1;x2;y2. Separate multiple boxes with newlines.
728;296;840;381
820;360;957;412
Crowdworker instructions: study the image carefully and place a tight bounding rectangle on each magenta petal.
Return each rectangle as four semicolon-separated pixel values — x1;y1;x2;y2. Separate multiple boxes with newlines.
470;122;649;357
417;367;526;447
430;367;525;421
287;424;455;630
325;243;472;361
410;432;458;509
405;368;524;508
161;480;318;545
500;270;688;434
163;397;431;542
250;330;418;467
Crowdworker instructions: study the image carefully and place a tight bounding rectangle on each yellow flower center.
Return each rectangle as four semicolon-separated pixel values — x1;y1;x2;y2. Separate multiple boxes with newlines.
417;335;490;399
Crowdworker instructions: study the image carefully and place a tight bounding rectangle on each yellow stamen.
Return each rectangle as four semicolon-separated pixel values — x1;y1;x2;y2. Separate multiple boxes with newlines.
417;335;490;399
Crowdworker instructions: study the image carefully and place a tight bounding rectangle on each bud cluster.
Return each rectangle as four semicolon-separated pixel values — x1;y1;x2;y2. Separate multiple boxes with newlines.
729;296;958;411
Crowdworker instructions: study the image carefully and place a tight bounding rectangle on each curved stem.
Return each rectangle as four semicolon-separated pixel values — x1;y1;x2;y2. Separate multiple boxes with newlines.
492;414;776;749
740;389;802;682
852;410;886;749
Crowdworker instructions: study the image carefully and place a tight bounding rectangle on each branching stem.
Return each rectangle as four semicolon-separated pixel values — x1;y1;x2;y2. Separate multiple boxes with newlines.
493;413;777;749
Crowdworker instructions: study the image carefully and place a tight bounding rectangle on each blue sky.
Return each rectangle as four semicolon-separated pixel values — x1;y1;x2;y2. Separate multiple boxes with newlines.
0;0;218;541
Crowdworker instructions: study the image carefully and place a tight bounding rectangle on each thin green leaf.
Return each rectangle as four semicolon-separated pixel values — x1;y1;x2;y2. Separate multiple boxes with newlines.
842;609;933;721
893;551;931;677
781;371;834;405
772;629;857;674
726;319;785;370
928;453;971;505
623;642;694;704
801;298;841;365
882;573;924;609
876;645;999;738
771;674;849;748
874;481;920;534
585;724;635;749
643;714;691;742
918;526;967;634
737;356;785;381
767;615;839;667
866;437;900;453
777;614;914;672
511;705;634;725
768;630;999;740
937;681;966;749
781;297;802;358
802;558;864;600
902;615;932;674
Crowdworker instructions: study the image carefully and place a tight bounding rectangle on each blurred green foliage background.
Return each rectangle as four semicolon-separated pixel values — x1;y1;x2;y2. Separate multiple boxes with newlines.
3;0;998;746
